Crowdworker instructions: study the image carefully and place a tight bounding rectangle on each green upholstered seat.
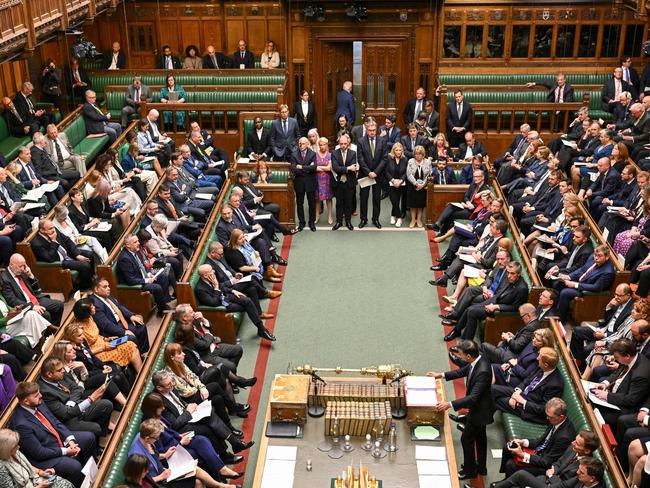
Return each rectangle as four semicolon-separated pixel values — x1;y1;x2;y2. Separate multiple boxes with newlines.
0;117;31;160
63;116;110;161
246;170;289;184
36;262;79;284
439;73;609;86
240;118;274;154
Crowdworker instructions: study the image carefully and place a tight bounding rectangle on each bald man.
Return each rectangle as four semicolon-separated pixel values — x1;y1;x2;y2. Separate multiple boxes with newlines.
290;137;317;231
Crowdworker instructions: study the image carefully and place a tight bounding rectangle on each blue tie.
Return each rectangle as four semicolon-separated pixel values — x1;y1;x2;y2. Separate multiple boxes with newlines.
535;426;555;454
523;374;542;396
489;269;504;294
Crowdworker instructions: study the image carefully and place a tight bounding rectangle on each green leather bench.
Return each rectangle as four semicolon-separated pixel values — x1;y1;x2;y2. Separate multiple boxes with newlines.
439;73;609;86
63;116;110;162
239;118;274;155
102;322;177;487
246;170;290;184
501;355;615;488
0;104;61;160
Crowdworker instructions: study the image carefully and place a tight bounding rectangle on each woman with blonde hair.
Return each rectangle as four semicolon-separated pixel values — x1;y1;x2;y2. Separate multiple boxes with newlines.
314;136;333;225
0;428;74;488
384;142;408;227
493;325;555;386
224;227;280;282
87;179;131;230
53;205;108;263
260;40;280;68
406;145;431;228
431;133;451;160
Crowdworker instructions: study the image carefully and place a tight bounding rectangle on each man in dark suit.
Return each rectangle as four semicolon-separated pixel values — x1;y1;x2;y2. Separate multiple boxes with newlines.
30;132;79;191
456;131;488;161
2;96;35;137
601;67;637;113
495;452;603;488
15;146;64;207
357;121;387;228
116;233;173;314
165;166;214;222
428;340;493;480
611;91;633;126
246;116;272;161
400;123;428;160
335;81;355;126
38;358;112;439
270;104;299;161
402;87;428;125
570;284;635;362
431;158;456;184
2;253;64;326
156;45;182;69
11;381;96;487
378;115;401;151
445;90;473;147
31;219;94;290
444;261;529;342
422;100;440;135
290;137;317;231
331;133;358;231
541;225;594;285
591;164;638;222
121;76;153;127
590;338;650;425
203;45;232;69
581;157;621;205
64;57;91;104
82;90;122;142
232;39;255;69
617;103;650;160
14;82;54;129
102;41;126;69
526;73;575;103
195;264;275;341
493;349;565;424
553;245;616;322
90;276;149;353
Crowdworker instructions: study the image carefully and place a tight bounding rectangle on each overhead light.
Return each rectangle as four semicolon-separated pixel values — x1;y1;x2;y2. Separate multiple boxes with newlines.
345;2;368;22
304;2;325;21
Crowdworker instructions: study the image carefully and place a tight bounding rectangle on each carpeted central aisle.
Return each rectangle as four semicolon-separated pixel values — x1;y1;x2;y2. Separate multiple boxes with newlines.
233;228;460;486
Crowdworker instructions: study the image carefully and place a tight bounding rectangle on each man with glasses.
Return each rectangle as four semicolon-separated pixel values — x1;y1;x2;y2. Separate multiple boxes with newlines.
569;283;636;363
81;90;122;142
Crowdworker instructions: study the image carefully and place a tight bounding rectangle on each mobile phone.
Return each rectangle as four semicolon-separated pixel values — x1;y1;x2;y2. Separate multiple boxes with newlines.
109;336;128;347
47;475;57;481
508;441;518;449
104;374;112;385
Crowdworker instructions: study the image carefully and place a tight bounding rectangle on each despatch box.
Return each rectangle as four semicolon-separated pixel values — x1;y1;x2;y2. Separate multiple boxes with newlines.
404;376;444;426
270;374;310;424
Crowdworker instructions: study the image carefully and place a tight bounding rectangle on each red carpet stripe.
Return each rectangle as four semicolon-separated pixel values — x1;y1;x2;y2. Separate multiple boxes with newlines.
237;234;293;480
428;230;485;488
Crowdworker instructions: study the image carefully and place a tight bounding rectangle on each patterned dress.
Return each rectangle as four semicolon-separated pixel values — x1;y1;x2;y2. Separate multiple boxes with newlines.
315;151;333;201
614;215;649;256
81;318;137;367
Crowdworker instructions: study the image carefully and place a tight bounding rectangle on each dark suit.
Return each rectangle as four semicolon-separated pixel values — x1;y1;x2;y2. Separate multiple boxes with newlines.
601;77;637;112
357;135;387;222
270;117;299;160
431;166;456;184
64;65;91;102
13;92;52;131
292;101;317;137
156;55;182;70
290;147;317;226
82;101;121;142
497;419;578;482
555;258;616;321
540;82;575;103
445;100;473;147
30;145;79;190
453;276;529;340
90;293;149;352
0;269;63;325
588;168;621;199
400;134;428;160
3;106;31;136
31;230;93;289
116;248;171;311
482;316;544;364
443;355;493;475
10;403;95;487
246;127;272;159
599;355;650;426
194;278;263;334
232;50;255;69
204;255;266;312
102;50;126;69
402;97;429;125
202;52;232;69
335;89;355;125
493;368;565;424
331;147;358;224
379;125;401;150
457;140;489;160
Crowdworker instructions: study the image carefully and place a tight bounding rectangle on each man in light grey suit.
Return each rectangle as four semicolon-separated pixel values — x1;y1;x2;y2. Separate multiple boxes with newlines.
44;124;86;176
270;104;299;160
121;76;153;127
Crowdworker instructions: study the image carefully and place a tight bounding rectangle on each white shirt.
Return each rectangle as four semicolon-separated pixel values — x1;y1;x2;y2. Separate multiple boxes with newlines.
109;53;118;70
301;100;309;117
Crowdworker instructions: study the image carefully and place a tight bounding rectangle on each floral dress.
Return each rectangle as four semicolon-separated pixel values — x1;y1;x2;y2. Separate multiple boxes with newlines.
316;151;333;201
81;318;137;367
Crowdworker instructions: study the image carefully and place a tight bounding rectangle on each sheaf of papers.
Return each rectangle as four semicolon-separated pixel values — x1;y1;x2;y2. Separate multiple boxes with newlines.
358;177;376;188
405;376;438;407
450;202;465;209
7;305;32;325
581;380;620;410
606;206;624;213
458;246;477;254
533;225;553;233
416;445;447;460
237;275;253;283
23;202;45;211
261;446;296;488
266;445;298;460
561;140;577;148
535;247;554;260
536;234;555;244
189;400;212;422
419;475;452;488
194;193;213;200
80;456;98;488
589;172;599;182
94;222;112;232
254;213;272;220
167;445;198;481
463;265;481;278
245;228;263;241
491;449;503;459
238;157;250;164
417;460;449;475
573;161;590;166
459;254;477;264
405;376;438;390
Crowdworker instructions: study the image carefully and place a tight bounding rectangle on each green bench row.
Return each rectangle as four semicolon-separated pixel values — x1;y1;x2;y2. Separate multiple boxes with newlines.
440;73;610;86
0;104;62;160
82;58;286;71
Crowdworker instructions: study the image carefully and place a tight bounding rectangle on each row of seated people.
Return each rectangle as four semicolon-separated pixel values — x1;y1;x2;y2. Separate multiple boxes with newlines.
5;292;257;488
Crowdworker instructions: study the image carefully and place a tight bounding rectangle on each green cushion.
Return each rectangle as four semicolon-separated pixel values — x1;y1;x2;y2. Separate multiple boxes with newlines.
246;169;289;183
242;118;273;151
35;262;79;283
439;74;609;86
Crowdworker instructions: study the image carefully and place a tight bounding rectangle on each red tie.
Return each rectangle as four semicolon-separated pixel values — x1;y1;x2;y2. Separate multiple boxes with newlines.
579;264;597;282
34;408;63;447
16;276;38;305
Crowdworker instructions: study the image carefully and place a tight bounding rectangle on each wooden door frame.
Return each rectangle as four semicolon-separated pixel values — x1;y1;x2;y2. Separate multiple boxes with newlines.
313;31;412;134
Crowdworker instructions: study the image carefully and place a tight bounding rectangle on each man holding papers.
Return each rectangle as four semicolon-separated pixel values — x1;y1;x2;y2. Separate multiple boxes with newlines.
427;340;493;480
178;146;223;190
15;146;64;207
165;167;214;223
356;120;387;228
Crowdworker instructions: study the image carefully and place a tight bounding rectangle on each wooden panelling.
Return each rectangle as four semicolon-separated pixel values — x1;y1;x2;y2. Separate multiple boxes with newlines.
225;19;245;52
0;60;29;99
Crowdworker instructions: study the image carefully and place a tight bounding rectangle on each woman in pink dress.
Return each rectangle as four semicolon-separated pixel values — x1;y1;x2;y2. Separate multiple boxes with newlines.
315;137;334;225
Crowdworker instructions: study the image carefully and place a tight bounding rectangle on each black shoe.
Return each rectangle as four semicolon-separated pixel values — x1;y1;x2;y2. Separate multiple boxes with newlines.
430;278;448;287
359;219;368;228
288;228;299;235
346;221;354;230
450;346;458;353
332;222;342;230
449;351;468;367
222;454;244;465
231;439;254;453
430;264;448;271
309;223;317;232
441;318;456;326
233;376;257;388
444;330;459;342
270;234;280;242
478;467;488;476
448;413;467;423
297;225;305;232
428;223;440;232
237;403;251;414
275;256;288;266
232;385;240;394
373;219;382;229
258;327;276;341
231;429;244;438
236;410;249;418
457;469;477;480
457;423;465;432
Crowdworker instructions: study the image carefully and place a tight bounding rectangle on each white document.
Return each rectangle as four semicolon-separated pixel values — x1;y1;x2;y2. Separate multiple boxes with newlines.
491;449;503;459
406;389;438;407
450;202;465;209
254;213;272;220
236;275;253;283
23;187;45;202
419;475;452;488
141;156;156;163
535;247;554;260
167;446;198;481
41;181;60;193
416;445;447;461
266;445;298;461
536;234;555;244
417;460;449;476
237;157;250;164
189;400;212;423
358;176;376;188
245;228;263;241
194;193;213;200
80;456;98;488
561;140;577;148
463;265;481;278
405;376;438;390
94;222;113;232
589;172;599;182
572;161;590;167
7;304;32;325
23;202;45;211
459;254;477;264
606;206;624;213
458;246;477;254
602;227;609;241
581;380;620;411
533;224;553;233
